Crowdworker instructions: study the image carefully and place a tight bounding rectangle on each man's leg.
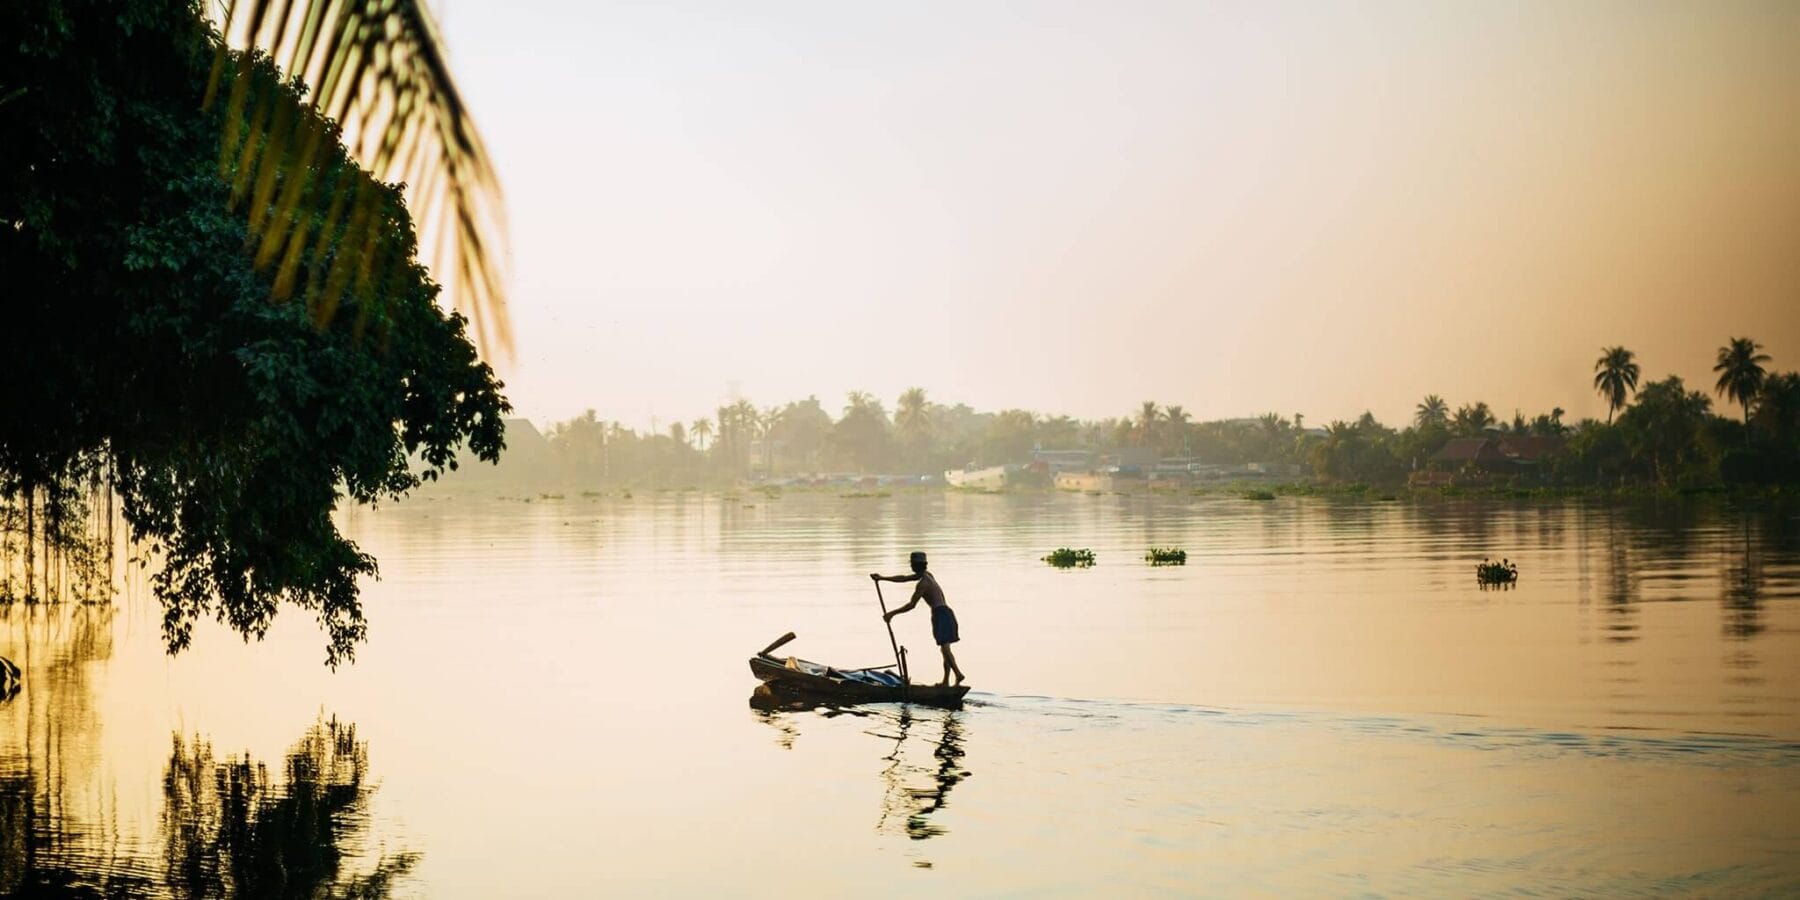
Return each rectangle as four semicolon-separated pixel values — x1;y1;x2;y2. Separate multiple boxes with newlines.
942;644;965;685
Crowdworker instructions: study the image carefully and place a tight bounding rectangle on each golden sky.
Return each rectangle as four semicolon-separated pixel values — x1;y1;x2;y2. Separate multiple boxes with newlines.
439;0;1800;428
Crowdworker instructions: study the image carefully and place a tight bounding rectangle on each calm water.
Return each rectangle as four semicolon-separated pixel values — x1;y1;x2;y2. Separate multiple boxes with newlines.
3;492;1799;896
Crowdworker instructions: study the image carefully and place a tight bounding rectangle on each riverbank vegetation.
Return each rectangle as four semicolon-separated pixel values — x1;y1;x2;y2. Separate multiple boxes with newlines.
518;339;1794;494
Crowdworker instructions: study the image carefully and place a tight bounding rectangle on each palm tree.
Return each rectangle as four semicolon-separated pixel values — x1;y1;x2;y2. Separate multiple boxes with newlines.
732;399;759;472
690;418;713;453
895;388;931;437
1414;395;1449;429
1453;402;1495;435
761;405;784;473
1162;405;1192;455
205;0;509;356
1593;346;1640;424
895;387;932;471
1134;401;1160;448
844;391;874;417
1713;337;1771;425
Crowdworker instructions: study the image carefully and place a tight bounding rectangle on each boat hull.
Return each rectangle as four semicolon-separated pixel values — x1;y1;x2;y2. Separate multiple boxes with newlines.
749;655;969;708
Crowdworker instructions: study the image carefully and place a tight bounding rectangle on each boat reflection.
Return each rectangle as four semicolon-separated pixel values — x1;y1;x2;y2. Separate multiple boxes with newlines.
749;685;971;842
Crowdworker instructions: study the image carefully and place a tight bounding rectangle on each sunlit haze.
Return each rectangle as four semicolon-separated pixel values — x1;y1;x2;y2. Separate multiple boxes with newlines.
440;0;1799;429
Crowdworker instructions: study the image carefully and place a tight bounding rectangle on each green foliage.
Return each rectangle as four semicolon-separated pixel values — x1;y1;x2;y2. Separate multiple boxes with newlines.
1242;489;1276;501
1144;547;1187;565
1043;548;1096;568
1309;417;1405;484
1616;377;1715;487
1;0;506;664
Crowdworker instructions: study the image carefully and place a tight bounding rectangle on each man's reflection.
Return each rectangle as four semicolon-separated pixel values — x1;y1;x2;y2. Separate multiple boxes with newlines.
748;686;970;841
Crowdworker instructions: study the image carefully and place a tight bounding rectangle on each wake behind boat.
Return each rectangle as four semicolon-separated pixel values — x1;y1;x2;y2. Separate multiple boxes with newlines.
749;632;970;708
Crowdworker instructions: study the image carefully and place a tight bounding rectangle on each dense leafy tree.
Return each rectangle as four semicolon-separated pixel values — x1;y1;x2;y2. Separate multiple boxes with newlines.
1617;377;1714;486
1310;416;1403;484
980;410;1040;466
1;0;505;664
831;392;894;472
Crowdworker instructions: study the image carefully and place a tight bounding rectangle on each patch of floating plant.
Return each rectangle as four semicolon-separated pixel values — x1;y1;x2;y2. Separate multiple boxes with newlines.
1241;490;1276;501
839;491;891;499
1476;558;1519;588
1043;548;1097;568
1144;547;1187;566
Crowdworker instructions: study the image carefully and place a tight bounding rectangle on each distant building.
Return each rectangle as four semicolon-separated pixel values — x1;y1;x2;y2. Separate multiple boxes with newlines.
1428;435;1565;471
1029;448;1096;473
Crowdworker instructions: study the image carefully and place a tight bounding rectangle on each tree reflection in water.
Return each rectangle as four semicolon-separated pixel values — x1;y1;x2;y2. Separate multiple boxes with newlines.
162;716;417;899
1721;514;1765;641
0;704;414;897
748;686;970;843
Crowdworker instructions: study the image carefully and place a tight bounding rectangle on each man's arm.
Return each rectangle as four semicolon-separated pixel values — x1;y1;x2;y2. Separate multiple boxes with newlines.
884;597;920;621
869;572;922;583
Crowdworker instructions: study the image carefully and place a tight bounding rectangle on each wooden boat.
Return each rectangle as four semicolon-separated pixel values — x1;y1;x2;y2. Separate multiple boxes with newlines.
748;633;969;708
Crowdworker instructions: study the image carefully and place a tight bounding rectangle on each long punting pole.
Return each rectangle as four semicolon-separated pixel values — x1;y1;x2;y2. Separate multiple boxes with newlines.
873;579;908;684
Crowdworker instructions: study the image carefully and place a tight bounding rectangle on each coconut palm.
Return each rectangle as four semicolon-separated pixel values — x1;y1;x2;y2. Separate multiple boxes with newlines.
895;388;931;438
895;387;933;471
1453;402;1495;435
690;418;713;453
1593;346;1640;424
1713;337;1771;425
1414;395;1449;429
1134;402;1160;448
203;0;509;355
761;405;784;472
1162;405;1192;455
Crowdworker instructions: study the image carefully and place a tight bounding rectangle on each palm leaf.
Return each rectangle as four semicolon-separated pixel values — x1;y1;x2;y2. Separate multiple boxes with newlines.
205;0;510;360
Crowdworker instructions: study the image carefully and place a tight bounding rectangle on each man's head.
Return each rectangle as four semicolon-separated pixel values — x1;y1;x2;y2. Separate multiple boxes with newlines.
909;551;928;573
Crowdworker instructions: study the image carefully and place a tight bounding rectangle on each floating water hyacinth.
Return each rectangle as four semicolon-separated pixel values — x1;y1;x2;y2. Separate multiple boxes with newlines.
1043;548;1097;568
1145;548;1187;565
1476;558;1519;586
1242;490;1276;501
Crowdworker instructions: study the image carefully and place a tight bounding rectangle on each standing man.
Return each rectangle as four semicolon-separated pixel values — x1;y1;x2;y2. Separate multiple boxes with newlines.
873;551;966;686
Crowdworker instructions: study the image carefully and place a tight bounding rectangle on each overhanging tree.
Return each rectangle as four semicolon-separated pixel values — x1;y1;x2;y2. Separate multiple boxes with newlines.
1;0;507;664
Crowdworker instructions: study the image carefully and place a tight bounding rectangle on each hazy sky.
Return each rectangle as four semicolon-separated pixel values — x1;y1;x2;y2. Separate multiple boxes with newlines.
437;1;1799;430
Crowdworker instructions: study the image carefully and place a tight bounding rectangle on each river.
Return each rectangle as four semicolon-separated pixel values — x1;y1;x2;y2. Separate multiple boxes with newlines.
3;491;1798;895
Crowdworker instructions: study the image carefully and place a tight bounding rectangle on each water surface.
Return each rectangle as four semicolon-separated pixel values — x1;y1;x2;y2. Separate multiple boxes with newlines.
3;492;1798;895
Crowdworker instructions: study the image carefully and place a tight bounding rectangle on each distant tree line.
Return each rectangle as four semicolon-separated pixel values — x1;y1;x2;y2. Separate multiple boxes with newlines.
540;337;1797;491
1297;337;1798;488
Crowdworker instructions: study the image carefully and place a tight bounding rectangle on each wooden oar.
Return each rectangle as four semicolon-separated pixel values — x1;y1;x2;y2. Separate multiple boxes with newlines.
872;578;908;684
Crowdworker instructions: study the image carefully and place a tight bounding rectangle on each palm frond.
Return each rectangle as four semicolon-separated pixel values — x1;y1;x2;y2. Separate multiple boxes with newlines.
206;0;510;360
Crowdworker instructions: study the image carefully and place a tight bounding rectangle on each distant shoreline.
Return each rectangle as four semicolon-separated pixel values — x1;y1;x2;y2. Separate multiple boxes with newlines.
411;478;1800;504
